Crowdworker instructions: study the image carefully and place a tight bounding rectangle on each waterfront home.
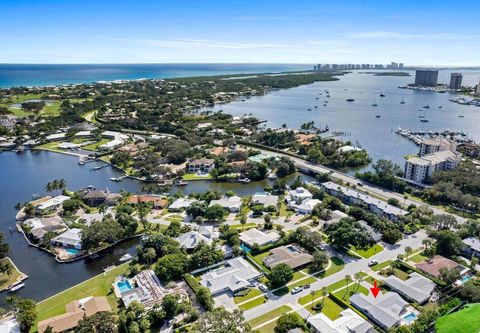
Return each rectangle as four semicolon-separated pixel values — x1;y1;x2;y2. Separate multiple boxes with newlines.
308;308;375;333
415;255;468;279
209;196;242;213
81;189;120;206
251;192;279;208
45;132;67;142
320;182;408;221
289;198;322;214
295;133;317;145
350;292;415;329
114;269;187;309
51;228;82;250
239;228;281;248
37;296;111;333
169;197;197;211
337;145;364;153
127;195;168;209
462;237;480;258
200;257;262;295
23;216;67;240
186;158;215;173
35;195;70;215
384;272;436;304
57;142;81;150
287;187;313;204
263;244;313;269
176;231;213;250
247;153;271;163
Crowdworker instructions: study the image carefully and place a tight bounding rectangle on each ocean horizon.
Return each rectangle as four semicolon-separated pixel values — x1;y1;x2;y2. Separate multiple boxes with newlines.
0;63;312;88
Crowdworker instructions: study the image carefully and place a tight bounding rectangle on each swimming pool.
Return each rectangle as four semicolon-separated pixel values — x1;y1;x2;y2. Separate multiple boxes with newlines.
116;280;134;294
461;275;472;283
403;313;417;323
240;244;251;253
65;248;80;255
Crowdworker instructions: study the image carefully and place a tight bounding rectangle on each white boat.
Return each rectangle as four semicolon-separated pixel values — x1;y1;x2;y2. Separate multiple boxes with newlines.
267;173;278;180
9;282;25;292
110;177;120;181
119;253;133;262
238;177;251;184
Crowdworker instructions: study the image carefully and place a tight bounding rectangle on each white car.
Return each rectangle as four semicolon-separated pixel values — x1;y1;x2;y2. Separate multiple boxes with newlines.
258;283;268;292
291;287;302;294
368;260;378;267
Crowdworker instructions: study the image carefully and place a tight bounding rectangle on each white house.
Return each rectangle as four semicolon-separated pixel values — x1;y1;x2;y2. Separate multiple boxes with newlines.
239;228;281;247
287;187;313;204
308;308;374;333
209;196;242;212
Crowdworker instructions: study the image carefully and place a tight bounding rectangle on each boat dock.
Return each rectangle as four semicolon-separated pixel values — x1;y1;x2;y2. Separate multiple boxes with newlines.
395;128;473;145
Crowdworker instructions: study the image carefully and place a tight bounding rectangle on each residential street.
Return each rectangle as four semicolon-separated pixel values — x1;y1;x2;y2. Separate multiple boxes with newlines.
243;229;428;321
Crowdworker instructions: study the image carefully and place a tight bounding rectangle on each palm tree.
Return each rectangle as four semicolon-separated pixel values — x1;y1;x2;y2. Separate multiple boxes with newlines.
321;287;328;306
353;272;363;292
344;275;352;296
405;246;413;261
422;238;432;251
58;179;67;191
45;182;54;193
0;262;14;277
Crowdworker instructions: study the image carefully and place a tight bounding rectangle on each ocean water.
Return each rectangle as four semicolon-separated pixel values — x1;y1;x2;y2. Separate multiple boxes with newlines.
0;63;311;88
201;70;480;167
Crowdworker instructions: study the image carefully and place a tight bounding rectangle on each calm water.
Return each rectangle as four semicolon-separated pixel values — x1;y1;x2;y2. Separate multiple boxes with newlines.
0;63;311;88
202;70;480;166
0;150;313;303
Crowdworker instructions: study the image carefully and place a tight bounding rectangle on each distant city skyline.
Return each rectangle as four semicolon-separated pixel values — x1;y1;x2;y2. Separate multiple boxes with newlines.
1;0;480;65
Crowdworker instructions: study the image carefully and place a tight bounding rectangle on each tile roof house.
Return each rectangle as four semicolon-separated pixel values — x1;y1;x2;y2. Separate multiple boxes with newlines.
415;255;468;278
187;158;215;173
263;244;313;269
24;216;67;240
239;228;281;247
37;296;111;333
350;292;410;329
82;190;120;207
384;272;436;304
209;196;242;212
308;308;375;333
127;195;168;209
200;257;262;295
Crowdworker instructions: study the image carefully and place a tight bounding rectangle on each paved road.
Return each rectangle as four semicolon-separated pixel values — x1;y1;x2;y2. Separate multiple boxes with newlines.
256;148;467;224
243;229;427;321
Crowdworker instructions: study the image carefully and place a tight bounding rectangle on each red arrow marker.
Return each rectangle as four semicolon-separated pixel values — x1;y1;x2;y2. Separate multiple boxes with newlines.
370;280;380;298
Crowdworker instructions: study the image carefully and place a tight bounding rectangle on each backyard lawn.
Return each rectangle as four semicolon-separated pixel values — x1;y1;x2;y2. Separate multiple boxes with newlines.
312;257;345;278
435;304;480;333
238;296;268;311
248;305;292;328
34;263;128;327
182;173;212;180
409;251;428;263
305;296;346;320
34;142;64;153
333;285;369;303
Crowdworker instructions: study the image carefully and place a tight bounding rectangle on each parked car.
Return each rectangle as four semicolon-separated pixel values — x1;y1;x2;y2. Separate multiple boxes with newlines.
258;283;268;292
291;287;302;294
368;260;378;267
303;284;311;289
167;319;176;327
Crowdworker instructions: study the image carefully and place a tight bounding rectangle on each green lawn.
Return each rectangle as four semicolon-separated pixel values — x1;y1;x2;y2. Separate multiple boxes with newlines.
312;257;345;278
238;295;268;311
35;263;128;329
255;320;277;333
370;260;392;272
234;288;262;304
248;305;292;328
82;138;110;151
350;244;383;258
0;258;23;291
305;297;346;320
409;251;428;263
34;142;64;153
230;222;257;230
286;276;316;291
251;251;271;271
326;279;352;293
435;304;480;333
333;285;369;303
182;173;212;180
278;202;289;217
42;101;62;116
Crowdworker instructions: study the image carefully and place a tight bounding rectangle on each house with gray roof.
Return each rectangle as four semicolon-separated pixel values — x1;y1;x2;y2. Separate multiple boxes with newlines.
263;244;313;269
176;231;213;250
251;193;279;208
463;237;480;258
239;228;281;248
308;308;375;333
350;292;411;329
200;257;261;295
357;220;382;242
209;196;242;212
384;272;436;304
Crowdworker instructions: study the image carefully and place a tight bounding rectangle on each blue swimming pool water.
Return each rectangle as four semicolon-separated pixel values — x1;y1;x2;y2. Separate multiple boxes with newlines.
404;313;417;323
461;275;472;283
65;248;80;255
117;280;134;294
239;244;251;253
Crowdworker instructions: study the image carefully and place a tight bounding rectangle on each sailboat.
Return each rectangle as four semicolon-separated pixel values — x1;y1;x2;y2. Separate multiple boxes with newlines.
400;98;405;104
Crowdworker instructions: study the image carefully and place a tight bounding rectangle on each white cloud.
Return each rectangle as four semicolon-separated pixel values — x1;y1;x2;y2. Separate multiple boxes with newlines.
342;31;480;40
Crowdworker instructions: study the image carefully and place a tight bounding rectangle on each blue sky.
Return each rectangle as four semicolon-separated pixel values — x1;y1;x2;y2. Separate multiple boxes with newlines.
1;0;479;65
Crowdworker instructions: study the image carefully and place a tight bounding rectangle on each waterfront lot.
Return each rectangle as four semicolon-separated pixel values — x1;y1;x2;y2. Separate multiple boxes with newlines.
34;263;128;327
0;257;23;291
